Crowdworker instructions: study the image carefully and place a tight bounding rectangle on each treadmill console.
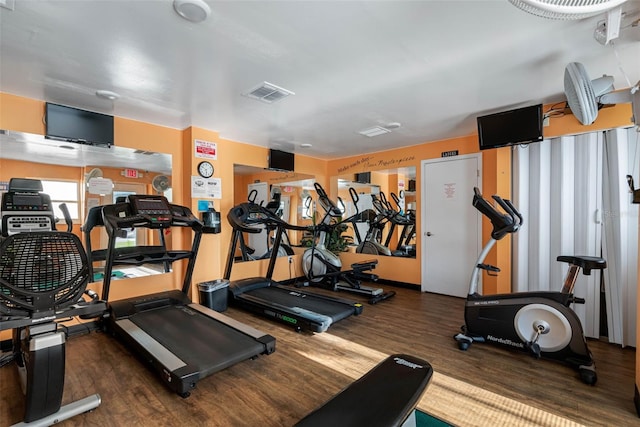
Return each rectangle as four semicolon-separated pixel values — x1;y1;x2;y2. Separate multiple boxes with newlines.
1;178;55;237
228;202;275;232
127;195;173;227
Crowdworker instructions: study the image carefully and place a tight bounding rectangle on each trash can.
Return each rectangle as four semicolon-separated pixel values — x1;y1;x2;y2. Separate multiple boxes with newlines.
198;279;229;312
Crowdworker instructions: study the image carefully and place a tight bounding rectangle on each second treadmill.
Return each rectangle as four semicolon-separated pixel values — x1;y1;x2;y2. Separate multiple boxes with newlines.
224;200;363;333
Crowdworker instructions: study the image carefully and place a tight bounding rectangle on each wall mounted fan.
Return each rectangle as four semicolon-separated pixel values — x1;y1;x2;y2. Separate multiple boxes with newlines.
508;0;628;20
152;175;171;193
563;62;640;126
84;168;103;184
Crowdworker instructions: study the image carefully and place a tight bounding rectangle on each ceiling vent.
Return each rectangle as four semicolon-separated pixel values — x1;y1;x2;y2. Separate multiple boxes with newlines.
358;126;391;138
243;81;295;104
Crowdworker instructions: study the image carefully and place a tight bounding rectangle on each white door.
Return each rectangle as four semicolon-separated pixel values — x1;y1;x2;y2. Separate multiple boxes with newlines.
421;154;481;297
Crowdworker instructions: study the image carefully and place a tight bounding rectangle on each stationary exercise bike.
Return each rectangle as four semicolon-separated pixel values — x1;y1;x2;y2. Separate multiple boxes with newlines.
454;188;606;385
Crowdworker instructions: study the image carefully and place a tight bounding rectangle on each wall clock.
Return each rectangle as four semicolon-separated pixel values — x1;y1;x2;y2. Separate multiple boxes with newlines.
197;161;214;178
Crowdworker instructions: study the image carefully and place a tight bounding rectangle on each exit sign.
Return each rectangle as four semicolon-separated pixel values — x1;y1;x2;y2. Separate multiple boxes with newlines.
123;168;139;178
441;150;459;157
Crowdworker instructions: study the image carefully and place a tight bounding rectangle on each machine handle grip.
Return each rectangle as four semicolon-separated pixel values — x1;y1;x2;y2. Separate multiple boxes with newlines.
349;187;359;206
314;182;328;198
391;192;401;207
248;189;258;204
503;198;523;227
59;203;73;232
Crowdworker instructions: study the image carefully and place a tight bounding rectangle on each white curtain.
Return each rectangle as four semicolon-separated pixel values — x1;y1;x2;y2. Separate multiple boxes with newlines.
601;127;639;347
512;128;639;346
512;133;603;338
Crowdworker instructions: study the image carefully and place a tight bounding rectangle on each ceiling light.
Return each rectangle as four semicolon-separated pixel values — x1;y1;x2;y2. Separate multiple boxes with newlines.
173;0;211;23
243;81;295;104
96;90;120;100
359;126;391;137
300;143;312;148
385;122;402;129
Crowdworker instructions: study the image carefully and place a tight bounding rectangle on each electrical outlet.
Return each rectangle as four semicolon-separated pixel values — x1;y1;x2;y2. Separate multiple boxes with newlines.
288;256;293;264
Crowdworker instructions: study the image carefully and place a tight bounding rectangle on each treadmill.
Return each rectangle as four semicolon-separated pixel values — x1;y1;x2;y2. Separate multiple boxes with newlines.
224;200;363;333
99;195;275;397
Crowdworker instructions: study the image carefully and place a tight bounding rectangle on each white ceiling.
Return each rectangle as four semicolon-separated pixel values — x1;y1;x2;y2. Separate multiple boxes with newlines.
1;1;639;160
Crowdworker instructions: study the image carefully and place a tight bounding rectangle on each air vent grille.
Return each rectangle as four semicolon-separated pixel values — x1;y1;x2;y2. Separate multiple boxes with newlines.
358;126;391;137
244;82;295;104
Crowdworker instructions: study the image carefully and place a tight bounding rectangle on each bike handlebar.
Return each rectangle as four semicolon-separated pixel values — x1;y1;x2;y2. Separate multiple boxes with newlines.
472;187;522;240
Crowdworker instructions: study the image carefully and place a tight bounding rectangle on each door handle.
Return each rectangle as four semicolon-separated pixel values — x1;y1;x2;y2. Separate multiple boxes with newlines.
426;232;433;237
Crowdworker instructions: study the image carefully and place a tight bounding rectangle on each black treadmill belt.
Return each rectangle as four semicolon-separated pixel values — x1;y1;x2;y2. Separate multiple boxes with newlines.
130;305;265;377
245;287;355;322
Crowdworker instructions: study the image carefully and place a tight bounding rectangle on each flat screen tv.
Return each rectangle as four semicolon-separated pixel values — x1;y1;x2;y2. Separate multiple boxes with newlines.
477;104;543;150
268;149;295;171
355;172;371;184
45;103;114;147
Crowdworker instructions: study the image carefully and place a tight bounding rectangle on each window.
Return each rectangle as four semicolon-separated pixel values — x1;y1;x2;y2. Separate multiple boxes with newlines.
41;180;80;221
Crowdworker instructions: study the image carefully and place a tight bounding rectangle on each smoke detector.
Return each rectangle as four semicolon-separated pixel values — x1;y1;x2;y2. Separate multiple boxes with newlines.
173;0;211;23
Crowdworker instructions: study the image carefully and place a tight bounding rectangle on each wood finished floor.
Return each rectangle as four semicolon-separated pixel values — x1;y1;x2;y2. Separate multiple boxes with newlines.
0;285;637;426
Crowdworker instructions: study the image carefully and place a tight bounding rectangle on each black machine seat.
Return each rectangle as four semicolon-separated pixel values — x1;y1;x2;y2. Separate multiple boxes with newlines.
295;354;433;427
557;255;607;275
0;232;105;424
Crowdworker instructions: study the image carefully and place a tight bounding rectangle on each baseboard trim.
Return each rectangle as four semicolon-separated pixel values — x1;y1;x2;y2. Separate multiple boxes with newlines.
377;279;420;290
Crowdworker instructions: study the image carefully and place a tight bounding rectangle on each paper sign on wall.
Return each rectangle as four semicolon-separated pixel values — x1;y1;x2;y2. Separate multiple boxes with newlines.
195;139;217;160
191;176;222;199
87;177;113;195
444;183;456;199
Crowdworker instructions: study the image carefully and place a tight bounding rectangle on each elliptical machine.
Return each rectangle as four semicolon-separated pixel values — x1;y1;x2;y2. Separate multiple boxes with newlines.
454;188;606;385
301;183;395;304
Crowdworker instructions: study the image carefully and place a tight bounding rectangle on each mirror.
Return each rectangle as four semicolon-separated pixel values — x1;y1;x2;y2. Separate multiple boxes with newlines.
0;129;173;280
335;167;416;258
232;164;314;262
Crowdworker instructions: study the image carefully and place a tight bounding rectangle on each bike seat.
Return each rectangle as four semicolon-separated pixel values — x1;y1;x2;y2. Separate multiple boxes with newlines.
557;255;607;275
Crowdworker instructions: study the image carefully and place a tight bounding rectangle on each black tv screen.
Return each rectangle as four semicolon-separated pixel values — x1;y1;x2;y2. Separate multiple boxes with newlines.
45;103;114;147
268;149;295;171
477;104;543;150
355;172;371;184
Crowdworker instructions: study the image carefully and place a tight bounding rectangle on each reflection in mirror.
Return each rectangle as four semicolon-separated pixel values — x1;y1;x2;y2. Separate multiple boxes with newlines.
0;129;173;280
232;164;315;262
335;167;416;258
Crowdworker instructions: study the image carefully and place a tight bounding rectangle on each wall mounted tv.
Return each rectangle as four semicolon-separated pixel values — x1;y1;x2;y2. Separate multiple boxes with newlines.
45;103;114;147
268;149;295;171
477;104;543;150
355;172;371;184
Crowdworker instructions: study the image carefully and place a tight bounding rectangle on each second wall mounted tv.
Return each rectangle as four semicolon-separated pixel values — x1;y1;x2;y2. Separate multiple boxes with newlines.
355;172;371;184
45;103;114;147
268;149;295;171
477;104;543;150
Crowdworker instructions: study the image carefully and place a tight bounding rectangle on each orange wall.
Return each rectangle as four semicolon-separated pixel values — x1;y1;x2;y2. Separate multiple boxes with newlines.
1;93;634;294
